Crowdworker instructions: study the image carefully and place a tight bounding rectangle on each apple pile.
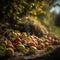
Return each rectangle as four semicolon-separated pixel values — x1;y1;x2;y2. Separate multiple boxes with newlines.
0;31;60;57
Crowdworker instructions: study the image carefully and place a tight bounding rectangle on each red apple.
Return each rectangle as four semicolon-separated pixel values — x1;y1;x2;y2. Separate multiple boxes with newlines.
16;38;22;44
40;43;45;49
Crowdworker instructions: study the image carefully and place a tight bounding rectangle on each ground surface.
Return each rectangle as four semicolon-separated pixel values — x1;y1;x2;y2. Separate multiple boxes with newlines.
0;45;60;60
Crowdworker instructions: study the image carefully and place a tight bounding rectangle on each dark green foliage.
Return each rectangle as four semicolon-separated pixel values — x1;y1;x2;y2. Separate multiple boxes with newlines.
0;0;44;36
0;0;56;36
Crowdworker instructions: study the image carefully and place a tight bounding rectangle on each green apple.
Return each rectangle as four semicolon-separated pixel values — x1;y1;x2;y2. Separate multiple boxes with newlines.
0;44;6;56
29;46;37;54
16;44;27;54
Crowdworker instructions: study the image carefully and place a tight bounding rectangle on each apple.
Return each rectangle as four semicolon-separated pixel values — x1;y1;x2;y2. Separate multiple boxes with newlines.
28;42;37;47
29;46;37;54
48;39;54;44
6;48;14;56
45;42;49;47
40;43;45;49
16;44;27;54
16;38;22;44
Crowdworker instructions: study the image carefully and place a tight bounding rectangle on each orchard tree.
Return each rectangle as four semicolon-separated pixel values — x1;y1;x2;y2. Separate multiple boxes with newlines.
0;0;55;36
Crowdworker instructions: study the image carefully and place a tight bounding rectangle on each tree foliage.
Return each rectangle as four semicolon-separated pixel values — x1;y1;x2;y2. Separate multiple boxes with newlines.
0;0;55;36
